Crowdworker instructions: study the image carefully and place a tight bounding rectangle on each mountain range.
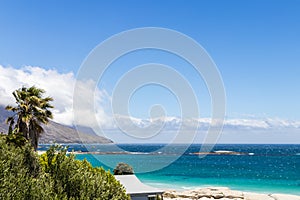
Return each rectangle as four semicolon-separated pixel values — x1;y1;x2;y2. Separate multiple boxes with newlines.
114;114;300;130
0;106;112;144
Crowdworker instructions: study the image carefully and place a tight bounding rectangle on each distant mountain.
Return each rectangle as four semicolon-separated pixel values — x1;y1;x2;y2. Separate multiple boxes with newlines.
114;114;300;130
0;106;112;144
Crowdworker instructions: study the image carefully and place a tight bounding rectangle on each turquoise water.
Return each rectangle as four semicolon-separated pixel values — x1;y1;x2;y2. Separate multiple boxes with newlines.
40;144;300;195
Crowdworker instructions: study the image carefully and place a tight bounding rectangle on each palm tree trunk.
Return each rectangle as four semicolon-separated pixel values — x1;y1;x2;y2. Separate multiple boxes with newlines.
29;123;38;151
18;118;29;140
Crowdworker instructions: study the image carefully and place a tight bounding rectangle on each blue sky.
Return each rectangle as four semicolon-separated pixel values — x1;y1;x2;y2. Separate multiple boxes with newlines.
1;0;299;119
0;1;300;143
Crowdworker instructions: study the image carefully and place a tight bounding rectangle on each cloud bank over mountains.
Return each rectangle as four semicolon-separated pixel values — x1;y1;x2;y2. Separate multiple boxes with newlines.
115;115;300;131
1;65;300;133
0;65;110;127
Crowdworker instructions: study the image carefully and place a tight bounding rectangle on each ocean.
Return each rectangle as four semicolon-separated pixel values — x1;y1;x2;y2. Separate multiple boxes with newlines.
39;144;300;195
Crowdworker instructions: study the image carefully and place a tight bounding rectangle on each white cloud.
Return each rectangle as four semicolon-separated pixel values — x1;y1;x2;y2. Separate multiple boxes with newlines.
109;115;300;131
0;65;299;135
0;65;111;127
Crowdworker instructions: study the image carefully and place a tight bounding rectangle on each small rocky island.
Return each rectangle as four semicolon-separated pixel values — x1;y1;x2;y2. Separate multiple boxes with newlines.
191;150;248;156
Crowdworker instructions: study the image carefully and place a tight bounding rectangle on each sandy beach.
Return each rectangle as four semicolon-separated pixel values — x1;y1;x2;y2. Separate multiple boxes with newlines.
163;187;300;200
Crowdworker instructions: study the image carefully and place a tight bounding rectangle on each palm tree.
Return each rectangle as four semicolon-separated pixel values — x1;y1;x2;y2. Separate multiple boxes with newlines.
6;86;53;150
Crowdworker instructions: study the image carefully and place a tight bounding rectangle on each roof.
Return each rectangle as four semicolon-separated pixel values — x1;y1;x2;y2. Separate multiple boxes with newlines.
114;175;164;195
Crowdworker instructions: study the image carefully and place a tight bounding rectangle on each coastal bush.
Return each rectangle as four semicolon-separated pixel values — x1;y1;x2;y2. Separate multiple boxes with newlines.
40;145;130;200
113;162;134;175
0;135;130;200
0;135;54;200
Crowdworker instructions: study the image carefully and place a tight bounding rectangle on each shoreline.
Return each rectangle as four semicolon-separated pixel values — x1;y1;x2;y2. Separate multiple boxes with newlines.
163;187;300;200
141;179;300;197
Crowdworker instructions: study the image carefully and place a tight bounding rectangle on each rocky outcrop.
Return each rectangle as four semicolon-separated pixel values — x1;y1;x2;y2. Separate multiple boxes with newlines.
163;187;300;200
191;151;248;156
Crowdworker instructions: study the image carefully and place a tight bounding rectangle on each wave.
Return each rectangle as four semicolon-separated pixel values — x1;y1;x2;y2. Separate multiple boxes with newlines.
127;151;150;155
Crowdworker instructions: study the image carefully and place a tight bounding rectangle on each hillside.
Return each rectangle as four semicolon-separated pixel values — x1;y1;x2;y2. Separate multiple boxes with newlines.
0;106;112;144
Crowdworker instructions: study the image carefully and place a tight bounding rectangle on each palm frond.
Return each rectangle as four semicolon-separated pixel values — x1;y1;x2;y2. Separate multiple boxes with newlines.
5;105;16;111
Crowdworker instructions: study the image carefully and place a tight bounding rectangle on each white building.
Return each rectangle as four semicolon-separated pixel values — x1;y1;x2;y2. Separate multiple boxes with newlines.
115;175;164;200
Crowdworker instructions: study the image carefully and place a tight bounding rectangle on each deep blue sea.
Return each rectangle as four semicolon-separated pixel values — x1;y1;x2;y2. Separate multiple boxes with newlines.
39;144;300;195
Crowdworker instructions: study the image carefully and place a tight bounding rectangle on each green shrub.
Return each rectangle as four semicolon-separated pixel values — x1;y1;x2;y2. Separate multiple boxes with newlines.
39;145;130;200
113;162;134;175
0;135;55;200
0;135;130;200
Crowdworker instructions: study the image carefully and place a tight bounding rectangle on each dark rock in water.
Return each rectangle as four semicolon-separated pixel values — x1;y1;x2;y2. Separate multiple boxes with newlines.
191;150;247;155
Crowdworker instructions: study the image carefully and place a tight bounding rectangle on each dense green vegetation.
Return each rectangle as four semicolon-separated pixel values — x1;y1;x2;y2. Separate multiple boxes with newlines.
0;86;130;199
0;135;130;200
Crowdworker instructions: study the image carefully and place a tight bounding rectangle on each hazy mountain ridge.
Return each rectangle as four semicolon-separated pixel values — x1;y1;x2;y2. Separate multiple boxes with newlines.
0;106;112;144
114;115;300;130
